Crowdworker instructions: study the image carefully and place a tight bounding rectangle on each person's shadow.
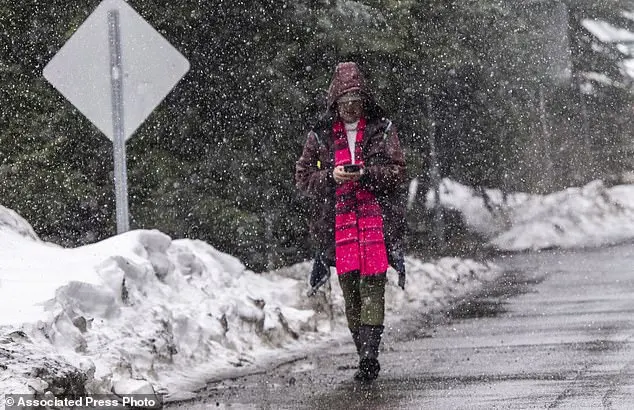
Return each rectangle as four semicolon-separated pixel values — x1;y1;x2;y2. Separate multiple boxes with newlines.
307;378;401;410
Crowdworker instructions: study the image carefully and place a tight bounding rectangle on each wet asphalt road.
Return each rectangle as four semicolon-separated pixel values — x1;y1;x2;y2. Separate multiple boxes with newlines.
167;244;634;409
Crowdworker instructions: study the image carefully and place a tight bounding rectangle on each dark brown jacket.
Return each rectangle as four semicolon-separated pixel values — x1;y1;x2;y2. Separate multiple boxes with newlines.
295;114;407;265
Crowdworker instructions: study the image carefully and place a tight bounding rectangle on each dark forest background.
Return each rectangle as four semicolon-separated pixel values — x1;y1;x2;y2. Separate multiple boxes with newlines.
2;0;634;271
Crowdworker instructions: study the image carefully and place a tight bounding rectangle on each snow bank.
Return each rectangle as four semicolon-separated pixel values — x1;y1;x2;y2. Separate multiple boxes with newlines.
0;205;500;405
436;179;634;251
0;204;39;240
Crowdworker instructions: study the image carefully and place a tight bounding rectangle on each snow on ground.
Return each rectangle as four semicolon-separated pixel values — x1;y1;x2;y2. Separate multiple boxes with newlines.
0;203;500;406
4;178;634;405
432;178;634;251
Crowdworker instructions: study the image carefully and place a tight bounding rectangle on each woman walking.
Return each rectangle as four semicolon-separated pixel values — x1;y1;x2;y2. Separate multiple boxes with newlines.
295;62;407;381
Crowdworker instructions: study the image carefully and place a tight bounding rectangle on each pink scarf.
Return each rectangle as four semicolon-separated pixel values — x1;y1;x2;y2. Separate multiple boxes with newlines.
333;118;388;276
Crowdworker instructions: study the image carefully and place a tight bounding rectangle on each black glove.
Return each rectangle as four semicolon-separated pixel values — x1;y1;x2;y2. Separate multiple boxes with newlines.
308;252;330;296
390;249;406;290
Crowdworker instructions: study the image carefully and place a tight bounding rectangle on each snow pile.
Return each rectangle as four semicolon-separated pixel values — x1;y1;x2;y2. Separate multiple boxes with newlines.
435;179;634;251
0;205;500;404
0;204;39;240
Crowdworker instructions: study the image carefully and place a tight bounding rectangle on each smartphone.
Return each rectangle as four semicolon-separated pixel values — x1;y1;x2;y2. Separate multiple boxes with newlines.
343;164;361;173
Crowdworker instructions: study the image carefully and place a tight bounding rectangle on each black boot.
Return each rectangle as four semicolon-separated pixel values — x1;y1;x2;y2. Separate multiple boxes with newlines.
354;325;383;382
357;358;380;382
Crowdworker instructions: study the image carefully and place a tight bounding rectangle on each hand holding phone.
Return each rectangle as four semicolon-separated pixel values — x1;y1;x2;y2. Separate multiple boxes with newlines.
334;164;363;184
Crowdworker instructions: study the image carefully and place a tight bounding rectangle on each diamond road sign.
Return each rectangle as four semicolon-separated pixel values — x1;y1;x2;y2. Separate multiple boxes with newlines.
43;0;190;141
43;0;189;234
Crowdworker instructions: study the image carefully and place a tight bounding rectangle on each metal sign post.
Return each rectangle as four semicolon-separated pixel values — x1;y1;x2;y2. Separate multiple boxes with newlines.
108;10;129;233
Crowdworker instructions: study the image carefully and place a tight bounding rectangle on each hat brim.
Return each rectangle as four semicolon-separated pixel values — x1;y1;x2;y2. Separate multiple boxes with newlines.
337;91;364;103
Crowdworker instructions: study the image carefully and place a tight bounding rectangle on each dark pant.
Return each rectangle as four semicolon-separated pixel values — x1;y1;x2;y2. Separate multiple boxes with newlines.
337;271;386;331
